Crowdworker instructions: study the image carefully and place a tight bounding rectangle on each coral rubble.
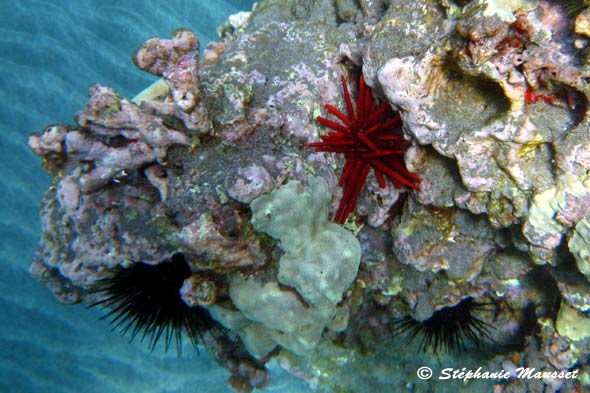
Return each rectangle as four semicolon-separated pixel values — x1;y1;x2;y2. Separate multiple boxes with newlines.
28;0;590;391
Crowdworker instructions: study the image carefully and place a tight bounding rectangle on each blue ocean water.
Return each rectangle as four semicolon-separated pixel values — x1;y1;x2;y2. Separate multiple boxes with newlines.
0;1;310;392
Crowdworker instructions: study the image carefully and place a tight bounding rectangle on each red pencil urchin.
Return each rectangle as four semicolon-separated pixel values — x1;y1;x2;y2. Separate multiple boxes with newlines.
309;74;421;223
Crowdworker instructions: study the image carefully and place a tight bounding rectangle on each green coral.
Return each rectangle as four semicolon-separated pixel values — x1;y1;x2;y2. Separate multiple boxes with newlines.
209;176;361;357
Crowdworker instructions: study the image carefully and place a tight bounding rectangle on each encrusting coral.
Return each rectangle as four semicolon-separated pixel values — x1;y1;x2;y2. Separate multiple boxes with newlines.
209;176;361;357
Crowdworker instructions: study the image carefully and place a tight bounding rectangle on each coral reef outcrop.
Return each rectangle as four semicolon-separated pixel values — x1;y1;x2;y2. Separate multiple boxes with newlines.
28;0;590;391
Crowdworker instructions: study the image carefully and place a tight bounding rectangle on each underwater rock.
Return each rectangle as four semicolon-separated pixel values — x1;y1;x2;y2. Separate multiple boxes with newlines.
27;81;195;302
370;0;590;259
28;124;68;161
523;173;590;264
175;213;266;270
575;9;590;37
556;299;590;341
28;0;590;391
179;274;218;307
73;84;191;192
224;164;274;204
569;219;590;279
392;198;496;280
133;29;201;112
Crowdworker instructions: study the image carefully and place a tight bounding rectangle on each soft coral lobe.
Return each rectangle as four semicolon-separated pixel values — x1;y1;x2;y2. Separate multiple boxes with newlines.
309;74;421;224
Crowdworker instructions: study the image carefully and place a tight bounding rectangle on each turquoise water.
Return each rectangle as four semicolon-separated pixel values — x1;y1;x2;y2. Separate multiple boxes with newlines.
0;1;309;392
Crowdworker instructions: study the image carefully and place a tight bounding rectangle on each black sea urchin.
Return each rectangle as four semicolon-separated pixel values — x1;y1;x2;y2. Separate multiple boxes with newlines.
90;253;219;355
393;297;493;354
